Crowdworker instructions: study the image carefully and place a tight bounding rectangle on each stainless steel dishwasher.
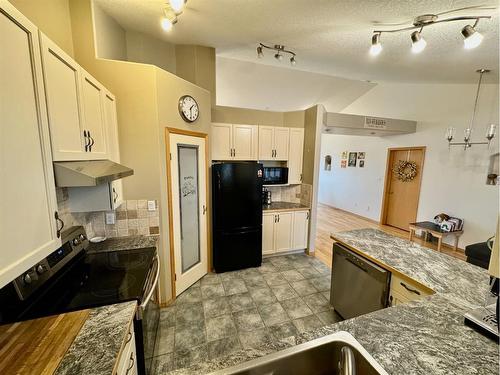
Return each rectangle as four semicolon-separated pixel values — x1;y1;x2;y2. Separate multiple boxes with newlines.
331;243;390;319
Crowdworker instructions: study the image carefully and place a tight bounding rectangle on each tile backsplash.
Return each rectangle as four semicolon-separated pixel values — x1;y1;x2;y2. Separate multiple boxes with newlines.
56;188;159;239
266;183;312;207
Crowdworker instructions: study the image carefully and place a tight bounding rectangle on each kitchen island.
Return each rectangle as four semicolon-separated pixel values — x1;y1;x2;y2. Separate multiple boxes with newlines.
167;228;497;375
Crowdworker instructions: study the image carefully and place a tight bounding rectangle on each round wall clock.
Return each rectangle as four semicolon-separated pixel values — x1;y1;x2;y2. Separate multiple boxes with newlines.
178;95;199;123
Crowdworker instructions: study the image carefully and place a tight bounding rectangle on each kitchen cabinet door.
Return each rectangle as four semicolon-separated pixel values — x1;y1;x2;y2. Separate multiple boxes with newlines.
0;1;61;288
389;290;408;307
288;128;304;184
273;127;290;161
275;212;293;253
233;124;258;160
262;213;275;255
258;126;274;160
292;210;309;250
39;33;86;161
211;123;232;160
80;70;108;159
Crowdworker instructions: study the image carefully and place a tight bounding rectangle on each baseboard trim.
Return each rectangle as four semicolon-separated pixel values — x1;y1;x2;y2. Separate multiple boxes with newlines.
318;203;380;224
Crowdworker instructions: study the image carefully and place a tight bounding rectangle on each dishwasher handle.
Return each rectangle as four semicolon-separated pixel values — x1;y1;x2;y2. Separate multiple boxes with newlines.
346;257;368;273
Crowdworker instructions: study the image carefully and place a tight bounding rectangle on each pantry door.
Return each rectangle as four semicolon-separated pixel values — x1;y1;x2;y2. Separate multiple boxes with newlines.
166;129;209;297
381;147;425;231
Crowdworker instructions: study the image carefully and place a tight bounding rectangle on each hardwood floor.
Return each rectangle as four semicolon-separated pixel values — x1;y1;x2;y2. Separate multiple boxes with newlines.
314;203;466;267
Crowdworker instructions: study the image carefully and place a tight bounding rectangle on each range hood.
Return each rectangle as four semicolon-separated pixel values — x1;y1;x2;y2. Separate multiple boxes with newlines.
53;160;134;187
323;112;417;136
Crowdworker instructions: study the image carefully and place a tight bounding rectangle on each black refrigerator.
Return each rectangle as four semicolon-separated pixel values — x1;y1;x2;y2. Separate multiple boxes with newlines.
212;162;263;273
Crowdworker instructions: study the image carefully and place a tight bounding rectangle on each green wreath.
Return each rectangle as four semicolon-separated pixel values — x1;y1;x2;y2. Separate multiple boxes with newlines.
392;160;417;182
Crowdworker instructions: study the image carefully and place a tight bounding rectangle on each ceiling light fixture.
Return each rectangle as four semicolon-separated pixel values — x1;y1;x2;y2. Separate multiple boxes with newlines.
462;23;484;49
410;30;427;53
370;33;382;56
169;0;186;14
256;43;297;66
370;11;491;56
161;1;186;32
446;69;496;150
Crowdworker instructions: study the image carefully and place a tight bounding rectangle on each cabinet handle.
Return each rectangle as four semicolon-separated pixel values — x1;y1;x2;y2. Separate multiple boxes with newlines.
203;205;207;215
277;214;280;223
233;148;236;157
400;282;421;295
83;130;89;152
306;212;309;220
54;211;64;238
125;352;135;374
274;215;277;223
112;188;118;204
300;174;303;182
88;131;95;152
125;331;132;344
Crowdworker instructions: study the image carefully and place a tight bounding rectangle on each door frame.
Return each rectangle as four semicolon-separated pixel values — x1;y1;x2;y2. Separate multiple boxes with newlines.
380;146;426;228
165;127;210;300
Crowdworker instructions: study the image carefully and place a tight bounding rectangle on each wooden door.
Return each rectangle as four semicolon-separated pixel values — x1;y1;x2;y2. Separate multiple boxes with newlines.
211;123;232;160
39;34;86;160
275;212;293;253
262;213;275;255
381;147;425;231
273;127;290;161
258;126;274;160
0;1;61;288
292;211;309;250
288;128;304;184
80;70;108;159
168;131;208;296
233;124;258;160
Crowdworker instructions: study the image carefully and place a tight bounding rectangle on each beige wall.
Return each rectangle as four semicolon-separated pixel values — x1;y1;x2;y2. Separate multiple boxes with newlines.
126;30;176;74
284;110;305;128
9;0;74;56
92;2;127;60
212;106;285;126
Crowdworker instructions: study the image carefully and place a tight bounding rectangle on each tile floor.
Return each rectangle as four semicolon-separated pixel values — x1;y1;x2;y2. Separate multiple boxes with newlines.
150;253;342;374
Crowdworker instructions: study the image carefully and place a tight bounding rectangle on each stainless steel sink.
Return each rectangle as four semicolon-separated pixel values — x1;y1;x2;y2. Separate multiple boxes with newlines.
209;331;388;375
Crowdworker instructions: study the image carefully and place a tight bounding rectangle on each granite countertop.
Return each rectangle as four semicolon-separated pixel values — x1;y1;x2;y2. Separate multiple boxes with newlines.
55;301;137;375
86;235;159;254
168;228;498;375
262;202;310;212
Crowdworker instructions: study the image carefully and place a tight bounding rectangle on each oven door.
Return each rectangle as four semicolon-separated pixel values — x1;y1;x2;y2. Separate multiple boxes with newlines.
134;254;160;375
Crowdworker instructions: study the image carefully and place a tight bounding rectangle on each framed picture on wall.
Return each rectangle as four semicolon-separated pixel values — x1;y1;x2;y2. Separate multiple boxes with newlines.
359;160;365;168
358;152;365;159
341;160;347;168
348;152;357;167
341;151;348;159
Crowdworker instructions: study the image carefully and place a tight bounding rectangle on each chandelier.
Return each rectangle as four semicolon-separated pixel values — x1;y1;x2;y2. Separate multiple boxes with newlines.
446;69;496;150
370;9;493;56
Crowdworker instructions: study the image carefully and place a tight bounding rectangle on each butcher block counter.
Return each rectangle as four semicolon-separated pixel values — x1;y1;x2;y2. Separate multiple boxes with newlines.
0;301;137;375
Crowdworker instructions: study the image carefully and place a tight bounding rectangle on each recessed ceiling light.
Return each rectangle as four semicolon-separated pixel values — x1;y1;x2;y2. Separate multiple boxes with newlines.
462;25;484;49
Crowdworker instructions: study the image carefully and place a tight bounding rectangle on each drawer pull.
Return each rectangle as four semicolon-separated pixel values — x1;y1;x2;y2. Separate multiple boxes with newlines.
126;352;135;374
400;282;421;295
125;331;132;344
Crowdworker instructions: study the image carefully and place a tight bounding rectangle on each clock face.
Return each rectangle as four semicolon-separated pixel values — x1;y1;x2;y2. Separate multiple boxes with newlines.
179;95;199;123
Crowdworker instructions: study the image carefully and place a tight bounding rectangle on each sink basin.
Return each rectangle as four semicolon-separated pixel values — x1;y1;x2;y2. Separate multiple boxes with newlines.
209;331;388;375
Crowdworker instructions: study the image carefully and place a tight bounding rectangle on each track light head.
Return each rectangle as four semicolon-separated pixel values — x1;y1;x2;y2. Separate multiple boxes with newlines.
275;52;283;61
462;24;484;49
169;0;186;14
370;33;382;56
290;56;296;66
411;30;427;53
257;46;264;58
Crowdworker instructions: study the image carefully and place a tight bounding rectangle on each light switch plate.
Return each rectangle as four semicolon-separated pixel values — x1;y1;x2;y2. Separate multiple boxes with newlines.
147;200;156;211
105;212;116;225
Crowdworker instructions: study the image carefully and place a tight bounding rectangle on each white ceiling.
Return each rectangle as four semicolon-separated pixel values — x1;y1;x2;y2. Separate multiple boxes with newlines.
94;0;499;83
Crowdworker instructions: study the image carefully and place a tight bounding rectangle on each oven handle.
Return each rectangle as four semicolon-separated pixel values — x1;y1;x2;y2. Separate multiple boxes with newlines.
140;255;160;311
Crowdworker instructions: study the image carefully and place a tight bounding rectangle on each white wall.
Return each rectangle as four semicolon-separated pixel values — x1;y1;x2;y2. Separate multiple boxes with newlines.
216;57;375;112
92;3;127;60
319;82;499;248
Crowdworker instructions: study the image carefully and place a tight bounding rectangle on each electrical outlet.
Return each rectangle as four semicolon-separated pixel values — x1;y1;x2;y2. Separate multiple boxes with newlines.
105;212;116;225
147;200;156;211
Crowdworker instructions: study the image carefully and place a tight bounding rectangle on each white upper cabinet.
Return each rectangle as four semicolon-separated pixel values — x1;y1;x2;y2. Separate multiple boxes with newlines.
40;34;109;161
40;34;85;161
258;126;290;161
288;128;304;184
211;123;257;161
0;1;61;288
80;70;108;159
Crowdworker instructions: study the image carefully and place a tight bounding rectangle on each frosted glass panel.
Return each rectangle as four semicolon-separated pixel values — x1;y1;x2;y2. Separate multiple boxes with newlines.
178;145;201;273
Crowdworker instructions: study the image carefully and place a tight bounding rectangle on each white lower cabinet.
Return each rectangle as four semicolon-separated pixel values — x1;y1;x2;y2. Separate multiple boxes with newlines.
263;210;309;255
115;322;137;375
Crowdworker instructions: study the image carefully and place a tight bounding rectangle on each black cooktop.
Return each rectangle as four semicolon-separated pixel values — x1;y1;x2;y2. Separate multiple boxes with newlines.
0;247;156;324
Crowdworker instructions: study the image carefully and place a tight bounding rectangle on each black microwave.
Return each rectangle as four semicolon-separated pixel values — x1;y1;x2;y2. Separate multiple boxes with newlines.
263;167;288;185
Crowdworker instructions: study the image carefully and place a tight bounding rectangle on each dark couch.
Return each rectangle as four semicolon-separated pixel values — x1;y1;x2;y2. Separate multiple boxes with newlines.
465;237;493;269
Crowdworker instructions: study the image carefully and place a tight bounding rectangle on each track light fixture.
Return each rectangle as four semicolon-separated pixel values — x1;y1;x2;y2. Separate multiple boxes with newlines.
161;0;186;32
256;43;297;66
370;12;491;56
